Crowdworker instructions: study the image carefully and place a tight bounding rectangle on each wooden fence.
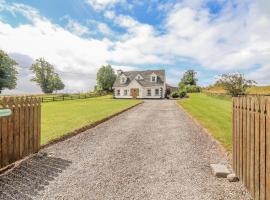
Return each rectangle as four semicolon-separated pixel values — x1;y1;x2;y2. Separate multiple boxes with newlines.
0;97;41;169
232;96;270;200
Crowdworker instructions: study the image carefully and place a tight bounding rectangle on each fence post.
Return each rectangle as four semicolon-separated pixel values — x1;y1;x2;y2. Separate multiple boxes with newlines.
266;97;270;200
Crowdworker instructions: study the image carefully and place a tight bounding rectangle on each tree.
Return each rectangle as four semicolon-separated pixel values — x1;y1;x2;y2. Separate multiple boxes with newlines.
30;58;65;94
216;73;256;96
179;70;198;87
96;65;116;91
0;50;18;93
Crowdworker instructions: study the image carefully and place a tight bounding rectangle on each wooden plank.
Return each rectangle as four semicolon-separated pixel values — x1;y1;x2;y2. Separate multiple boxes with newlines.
260;97;266;200
1;104;9;166
255;97;260;200
19;98;25;158
243;97;247;186
13;99;20;161
266;97;270;200
246;97;251;190
37;98;41;150
250;98;256;198
7;98;14;164
237;97;241;178
0;117;2;168
24;98;29;156
233;98;237;173
239;97;243;181
33;98;37;152
28;98;34;154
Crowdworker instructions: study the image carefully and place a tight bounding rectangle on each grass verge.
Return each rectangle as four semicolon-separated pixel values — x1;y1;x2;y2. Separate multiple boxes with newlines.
41;95;141;145
178;93;232;151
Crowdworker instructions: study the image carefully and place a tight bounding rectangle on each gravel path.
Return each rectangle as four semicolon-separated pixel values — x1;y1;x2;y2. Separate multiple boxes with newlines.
1;100;251;200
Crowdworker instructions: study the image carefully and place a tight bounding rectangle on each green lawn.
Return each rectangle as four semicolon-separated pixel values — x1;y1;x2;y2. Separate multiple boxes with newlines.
41;95;141;145
178;93;232;151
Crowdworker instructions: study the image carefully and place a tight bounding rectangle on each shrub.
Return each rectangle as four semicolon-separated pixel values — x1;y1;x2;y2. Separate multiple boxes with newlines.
178;90;187;98
184;85;201;93
171;91;179;98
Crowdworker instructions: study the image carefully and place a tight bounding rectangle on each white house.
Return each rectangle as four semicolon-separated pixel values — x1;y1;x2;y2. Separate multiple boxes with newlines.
113;69;166;99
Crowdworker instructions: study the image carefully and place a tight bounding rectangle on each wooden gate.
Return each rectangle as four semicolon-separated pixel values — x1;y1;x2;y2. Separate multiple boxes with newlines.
232;96;270;200
0;97;41;169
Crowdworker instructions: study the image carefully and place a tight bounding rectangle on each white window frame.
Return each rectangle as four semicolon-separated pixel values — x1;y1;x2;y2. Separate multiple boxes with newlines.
124;89;128;96
117;89;120;96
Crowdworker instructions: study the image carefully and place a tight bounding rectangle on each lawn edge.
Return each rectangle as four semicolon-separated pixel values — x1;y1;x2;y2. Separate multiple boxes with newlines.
176;100;232;163
40;101;144;149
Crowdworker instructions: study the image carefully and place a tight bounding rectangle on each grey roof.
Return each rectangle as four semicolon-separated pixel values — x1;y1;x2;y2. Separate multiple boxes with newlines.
113;69;165;87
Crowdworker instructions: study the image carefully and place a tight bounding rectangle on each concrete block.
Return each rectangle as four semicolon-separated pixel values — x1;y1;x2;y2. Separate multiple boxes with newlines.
210;164;230;178
227;173;239;182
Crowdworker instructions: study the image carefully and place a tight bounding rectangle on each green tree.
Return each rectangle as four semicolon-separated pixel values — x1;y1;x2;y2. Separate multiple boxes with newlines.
0;50;18;93
216;73;256;96
31;58;65;94
96;65;116;91
179;70;198;87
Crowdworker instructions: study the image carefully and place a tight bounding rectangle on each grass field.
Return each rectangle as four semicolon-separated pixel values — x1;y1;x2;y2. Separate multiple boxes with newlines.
178;93;232;151
204;86;270;95
41;95;141;145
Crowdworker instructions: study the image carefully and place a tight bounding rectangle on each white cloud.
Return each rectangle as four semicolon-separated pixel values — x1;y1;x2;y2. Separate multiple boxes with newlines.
85;0;125;10
97;22;112;35
65;18;90;36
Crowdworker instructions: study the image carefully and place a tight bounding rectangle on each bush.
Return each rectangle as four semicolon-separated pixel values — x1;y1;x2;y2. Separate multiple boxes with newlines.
171;91;179;98
178;90;187;98
184;85;201;93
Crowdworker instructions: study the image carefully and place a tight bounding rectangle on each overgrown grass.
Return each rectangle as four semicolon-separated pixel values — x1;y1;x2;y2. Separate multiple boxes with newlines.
204;86;270;95
41;95;141;145
178;93;232;151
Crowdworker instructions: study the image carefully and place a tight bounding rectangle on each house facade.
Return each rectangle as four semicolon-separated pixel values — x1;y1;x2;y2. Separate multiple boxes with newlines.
113;69;166;99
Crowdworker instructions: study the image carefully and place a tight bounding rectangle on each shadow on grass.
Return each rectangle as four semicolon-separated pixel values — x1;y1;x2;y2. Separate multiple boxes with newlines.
0;153;72;200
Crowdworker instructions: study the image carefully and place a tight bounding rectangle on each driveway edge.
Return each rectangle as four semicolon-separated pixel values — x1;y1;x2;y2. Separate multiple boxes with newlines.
41;101;144;149
175;101;232;163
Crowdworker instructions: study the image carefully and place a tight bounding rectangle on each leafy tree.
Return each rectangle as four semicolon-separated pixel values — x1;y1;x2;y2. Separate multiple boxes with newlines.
31;58;65;94
179;70;198;88
216;73;256;96
0;50;18;93
96;65;116;91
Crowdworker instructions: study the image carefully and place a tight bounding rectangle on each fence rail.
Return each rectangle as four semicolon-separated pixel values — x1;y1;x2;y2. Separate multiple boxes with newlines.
0;97;41;169
233;96;270;200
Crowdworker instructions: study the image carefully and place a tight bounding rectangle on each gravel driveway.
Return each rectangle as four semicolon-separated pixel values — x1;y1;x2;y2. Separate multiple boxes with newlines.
0;100;251;200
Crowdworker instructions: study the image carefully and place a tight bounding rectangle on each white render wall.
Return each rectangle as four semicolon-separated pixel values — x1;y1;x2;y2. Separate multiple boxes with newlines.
114;84;166;99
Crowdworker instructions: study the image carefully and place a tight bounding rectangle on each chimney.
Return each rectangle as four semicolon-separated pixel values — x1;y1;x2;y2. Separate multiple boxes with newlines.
116;69;123;76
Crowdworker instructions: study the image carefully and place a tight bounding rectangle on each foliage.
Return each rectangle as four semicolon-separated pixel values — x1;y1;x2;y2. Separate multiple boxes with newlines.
178;93;232;151
178;90;187;98
171;91;179;98
41;95;141;144
31;58;65;94
182;85;201;93
0;50;18;93
179;70;198;88
96;65;116;92
216;73;256;97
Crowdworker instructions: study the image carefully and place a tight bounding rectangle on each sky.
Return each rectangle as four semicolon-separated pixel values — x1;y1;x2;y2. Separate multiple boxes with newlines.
0;0;270;94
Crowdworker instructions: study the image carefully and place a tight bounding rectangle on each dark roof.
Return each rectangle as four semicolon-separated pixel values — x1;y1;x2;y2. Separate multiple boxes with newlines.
113;70;165;87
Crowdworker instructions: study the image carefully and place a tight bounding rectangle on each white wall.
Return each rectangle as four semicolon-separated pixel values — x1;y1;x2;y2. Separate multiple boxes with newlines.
114;81;166;99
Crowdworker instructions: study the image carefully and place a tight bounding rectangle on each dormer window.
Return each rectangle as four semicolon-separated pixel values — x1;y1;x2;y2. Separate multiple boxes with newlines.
135;74;143;80
151;73;157;82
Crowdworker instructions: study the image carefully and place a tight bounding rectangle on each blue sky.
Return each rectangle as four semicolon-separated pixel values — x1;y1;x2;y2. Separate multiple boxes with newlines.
0;0;270;94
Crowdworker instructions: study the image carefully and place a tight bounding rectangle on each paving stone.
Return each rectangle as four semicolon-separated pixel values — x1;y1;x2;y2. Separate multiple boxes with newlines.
210;164;230;178
227;173;239;182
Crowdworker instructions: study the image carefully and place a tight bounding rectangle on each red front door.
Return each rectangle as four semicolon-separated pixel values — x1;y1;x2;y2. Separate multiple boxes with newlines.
131;88;138;98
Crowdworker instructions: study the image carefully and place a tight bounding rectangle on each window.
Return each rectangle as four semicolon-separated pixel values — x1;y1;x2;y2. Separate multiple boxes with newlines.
121;77;125;83
117;90;120;96
155;89;159;96
152;76;156;82
147;89;151;96
124;90;128;96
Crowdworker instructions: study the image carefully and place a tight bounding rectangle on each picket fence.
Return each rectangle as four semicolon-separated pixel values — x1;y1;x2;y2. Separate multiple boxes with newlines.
233;96;270;200
0;97;41;169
